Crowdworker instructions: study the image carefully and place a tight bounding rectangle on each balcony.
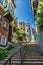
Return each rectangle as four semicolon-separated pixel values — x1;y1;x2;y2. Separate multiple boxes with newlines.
0;0;14;21
3;4;14;21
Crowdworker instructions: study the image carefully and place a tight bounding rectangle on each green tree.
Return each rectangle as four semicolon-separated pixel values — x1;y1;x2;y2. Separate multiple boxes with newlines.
36;0;43;54
13;17;27;41
13;17;21;40
36;0;43;30
22;32;27;41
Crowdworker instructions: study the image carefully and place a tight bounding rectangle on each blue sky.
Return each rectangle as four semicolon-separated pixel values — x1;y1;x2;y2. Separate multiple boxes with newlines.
14;0;35;28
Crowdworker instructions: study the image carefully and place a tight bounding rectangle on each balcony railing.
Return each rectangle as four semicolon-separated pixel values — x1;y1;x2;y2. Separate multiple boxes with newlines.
4;4;14;16
0;0;14;18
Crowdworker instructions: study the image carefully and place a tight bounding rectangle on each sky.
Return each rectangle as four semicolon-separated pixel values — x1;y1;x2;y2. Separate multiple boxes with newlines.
14;0;35;28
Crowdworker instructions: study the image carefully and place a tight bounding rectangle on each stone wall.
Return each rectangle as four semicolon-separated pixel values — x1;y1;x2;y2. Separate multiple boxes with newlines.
37;31;43;53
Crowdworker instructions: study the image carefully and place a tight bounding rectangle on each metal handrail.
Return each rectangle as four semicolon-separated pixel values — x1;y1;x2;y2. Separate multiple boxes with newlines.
0;46;22;65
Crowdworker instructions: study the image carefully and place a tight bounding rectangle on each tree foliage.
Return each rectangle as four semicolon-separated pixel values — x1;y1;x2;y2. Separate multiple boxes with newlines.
13;17;20;40
13;17;27;41
36;0;43;30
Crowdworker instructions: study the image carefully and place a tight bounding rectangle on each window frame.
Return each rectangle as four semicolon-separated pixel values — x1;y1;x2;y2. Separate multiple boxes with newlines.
1;35;7;46
3;0;8;8
4;19;9;31
0;13;2;23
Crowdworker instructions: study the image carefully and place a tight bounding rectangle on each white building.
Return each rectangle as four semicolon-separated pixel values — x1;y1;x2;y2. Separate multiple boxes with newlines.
25;23;32;42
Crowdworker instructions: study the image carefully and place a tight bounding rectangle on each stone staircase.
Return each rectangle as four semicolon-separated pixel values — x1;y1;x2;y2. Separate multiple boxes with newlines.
11;43;43;65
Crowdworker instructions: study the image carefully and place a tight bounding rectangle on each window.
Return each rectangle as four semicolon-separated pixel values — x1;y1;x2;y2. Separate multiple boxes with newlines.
0;15;1;19
1;35;7;46
4;20;9;30
0;13;2;22
27;29;29;32
10;4;14;14
3;0;8;8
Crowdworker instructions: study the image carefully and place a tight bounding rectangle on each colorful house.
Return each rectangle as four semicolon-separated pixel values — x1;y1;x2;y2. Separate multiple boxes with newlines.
0;0;16;46
18;22;32;41
25;23;32;41
18;22;25;41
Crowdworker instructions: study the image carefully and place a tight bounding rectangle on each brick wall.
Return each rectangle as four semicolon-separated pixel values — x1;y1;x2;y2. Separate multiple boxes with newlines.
0;8;9;41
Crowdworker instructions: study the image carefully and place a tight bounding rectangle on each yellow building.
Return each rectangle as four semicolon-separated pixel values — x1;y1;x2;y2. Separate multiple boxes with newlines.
18;22;25;41
18;22;25;33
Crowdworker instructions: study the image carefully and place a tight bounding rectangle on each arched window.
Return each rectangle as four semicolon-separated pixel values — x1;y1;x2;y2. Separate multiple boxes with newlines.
1;35;7;46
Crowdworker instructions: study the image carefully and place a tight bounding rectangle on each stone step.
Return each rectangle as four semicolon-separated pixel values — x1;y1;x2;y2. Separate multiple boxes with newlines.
11;58;43;61
23;61;43;64
11;58;43;64
11;61;21;64
11;59;43;64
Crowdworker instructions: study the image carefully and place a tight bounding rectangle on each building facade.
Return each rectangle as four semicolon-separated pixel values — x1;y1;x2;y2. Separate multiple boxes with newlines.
18;22;25;33
18;22;32;41
0;0;16;46
30;0;38;32
18;22;25;41
25;23;32;41
30;0;43;53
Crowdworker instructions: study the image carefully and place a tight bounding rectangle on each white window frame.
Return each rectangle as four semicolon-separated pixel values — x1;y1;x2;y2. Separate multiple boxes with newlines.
3;0;8;8
4;20;9;30
1;35;7;46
